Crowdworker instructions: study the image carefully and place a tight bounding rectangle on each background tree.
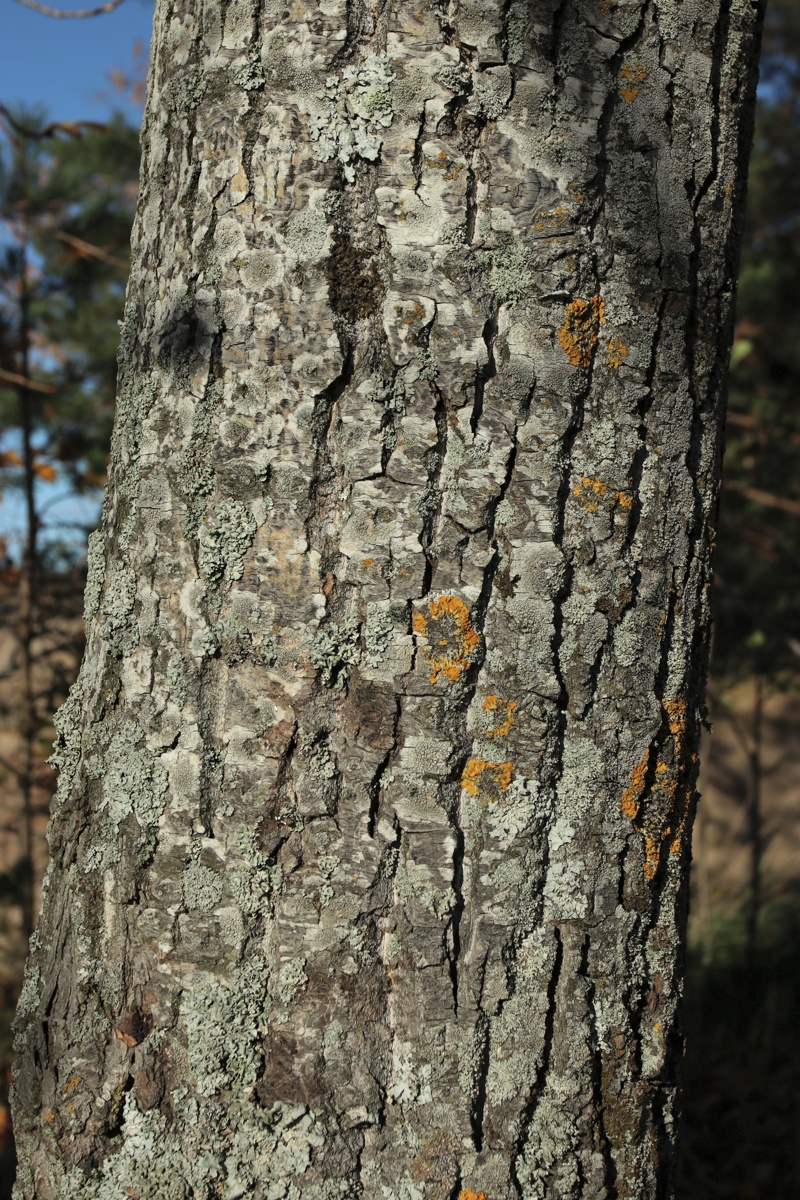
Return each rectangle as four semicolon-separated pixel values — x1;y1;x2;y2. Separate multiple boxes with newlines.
9;2;764;1199
0;105;139;1198
676;2;800;1194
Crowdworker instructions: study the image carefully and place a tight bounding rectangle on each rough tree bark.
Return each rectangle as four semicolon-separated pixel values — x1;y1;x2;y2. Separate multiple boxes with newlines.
11;1;763;1197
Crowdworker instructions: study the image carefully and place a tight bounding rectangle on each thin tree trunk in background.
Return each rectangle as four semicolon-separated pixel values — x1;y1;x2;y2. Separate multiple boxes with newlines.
745;675;764;967
17;227;37;948
11;2;764;1198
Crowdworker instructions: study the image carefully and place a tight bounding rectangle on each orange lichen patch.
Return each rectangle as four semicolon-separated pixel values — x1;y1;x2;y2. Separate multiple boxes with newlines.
425;149;465;180
664;697;688;740
621;698;696;878
460;1191;487;1200
620;749;650;820
534;204;573;233
395;300;427;327
482;694;517;739
607;337;629;369
414;595;480;684
574;476;633;515
574;476;608;513
361;558;373;568
42;1111;55;1123
461;758;514;803
558;295;606;367
619;64;646;102
62;1077;81;1093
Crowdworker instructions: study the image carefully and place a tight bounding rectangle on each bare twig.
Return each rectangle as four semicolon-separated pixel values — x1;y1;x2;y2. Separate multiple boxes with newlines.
0;366;57;394
53;229;128;269
10;0;126;18
0;103;106;141
727;410;800;447
723;479;800;518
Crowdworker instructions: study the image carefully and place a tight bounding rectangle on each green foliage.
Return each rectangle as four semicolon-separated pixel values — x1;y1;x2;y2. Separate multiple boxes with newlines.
0;107;139;505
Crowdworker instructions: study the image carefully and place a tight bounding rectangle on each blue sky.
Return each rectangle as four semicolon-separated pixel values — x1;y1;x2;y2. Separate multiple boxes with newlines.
3;0;154;123
1;0;154;561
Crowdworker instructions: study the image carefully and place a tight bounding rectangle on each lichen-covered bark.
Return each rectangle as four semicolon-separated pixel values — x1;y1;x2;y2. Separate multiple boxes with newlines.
11;2;763;1197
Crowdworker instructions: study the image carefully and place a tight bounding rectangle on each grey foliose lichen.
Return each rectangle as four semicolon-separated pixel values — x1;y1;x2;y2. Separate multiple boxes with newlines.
86;721;168;831
303;615;361;687
230;825;281;916
486;776;544;848
274;956;308;1008
363;603;395;668
308;54;395;182
198;499;257;584
62;1096;190;1200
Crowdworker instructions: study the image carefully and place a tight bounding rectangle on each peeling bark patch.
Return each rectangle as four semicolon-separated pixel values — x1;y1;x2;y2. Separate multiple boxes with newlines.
558;295;606;367
413;595;480;684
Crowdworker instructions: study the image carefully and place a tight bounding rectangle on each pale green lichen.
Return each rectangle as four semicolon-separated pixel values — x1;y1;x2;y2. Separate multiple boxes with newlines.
435;62;471;95
224;1100;324;1199
88;722;168;831
308;54;395;182
486;775;543;848
62;1095;192;1200
198;498;257;584
60;1089;325;1200
481;236;534;307
470;66;512;119
230;825;282;916
233;52;265;91
99;558;137;655
323;1017;344;1051
441;219;467;245
302;735;338;782
284;207;329;263
181;955;270;1096
183;862;224;911
388;1040;432;1105
363;603;395;668
179;380;220;540
166;649;188;705
48;667;88;800
83;529;105;629
303;615;361;687
274;956;308;1007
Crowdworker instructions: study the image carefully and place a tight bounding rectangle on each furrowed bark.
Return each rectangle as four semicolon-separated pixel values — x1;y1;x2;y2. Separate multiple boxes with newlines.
12;1;763;1198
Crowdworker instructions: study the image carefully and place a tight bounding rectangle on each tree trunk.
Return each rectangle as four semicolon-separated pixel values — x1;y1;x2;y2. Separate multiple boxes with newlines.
11;2;763;1197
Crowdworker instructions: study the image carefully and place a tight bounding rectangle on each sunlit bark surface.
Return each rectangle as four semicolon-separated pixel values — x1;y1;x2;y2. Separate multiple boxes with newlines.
12;1;763;1197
